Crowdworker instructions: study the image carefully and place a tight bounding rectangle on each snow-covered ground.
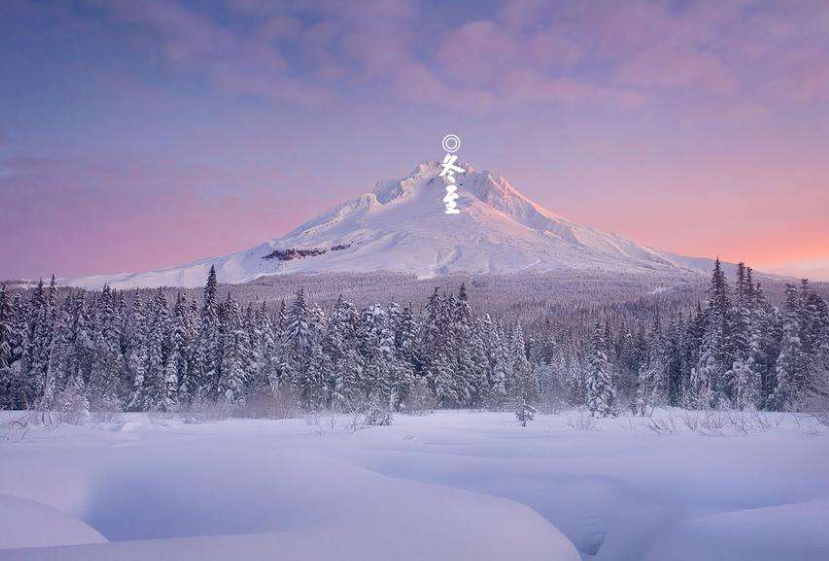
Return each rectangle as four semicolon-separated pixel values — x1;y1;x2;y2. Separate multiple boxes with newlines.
1;410;828;560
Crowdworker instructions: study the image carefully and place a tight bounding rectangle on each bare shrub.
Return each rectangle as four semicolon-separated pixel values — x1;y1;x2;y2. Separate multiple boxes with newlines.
536;393;569;416
304;409;325;435
57;385;90;426
148;411;177;426
179;399;233;424
698;411;727;436
237;386;301;420
804;388;829;427
680;411;700;432
723;410;780;435
646;415;677;435
366;400;393;427
90;409;122;424
89;395;123;424
566;413;598;431
793;414;821;437
333;394;368;433
750;410;782;430
0;412;45;440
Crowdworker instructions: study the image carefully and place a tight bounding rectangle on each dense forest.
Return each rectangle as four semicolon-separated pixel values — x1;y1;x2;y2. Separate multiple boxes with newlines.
1;260;828;420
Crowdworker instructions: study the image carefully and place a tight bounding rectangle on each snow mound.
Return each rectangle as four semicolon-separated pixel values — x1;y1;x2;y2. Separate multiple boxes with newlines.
0;494;107;550
644;500;829;561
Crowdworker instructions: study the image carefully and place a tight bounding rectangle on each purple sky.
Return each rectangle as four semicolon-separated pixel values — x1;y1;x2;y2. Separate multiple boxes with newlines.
1;0;828;280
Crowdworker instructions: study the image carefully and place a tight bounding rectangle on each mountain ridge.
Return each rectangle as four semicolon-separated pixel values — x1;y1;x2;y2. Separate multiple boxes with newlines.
65;162;719;289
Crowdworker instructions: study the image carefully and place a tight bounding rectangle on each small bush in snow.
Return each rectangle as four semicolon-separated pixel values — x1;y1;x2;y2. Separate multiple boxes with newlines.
404;378;437;416
57;379;90;426
514;400;536;427
366;406;393;426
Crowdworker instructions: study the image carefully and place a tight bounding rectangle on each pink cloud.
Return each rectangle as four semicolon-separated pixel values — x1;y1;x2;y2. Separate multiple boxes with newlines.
499;69;644;108
617;47;735;94
22;0;829;115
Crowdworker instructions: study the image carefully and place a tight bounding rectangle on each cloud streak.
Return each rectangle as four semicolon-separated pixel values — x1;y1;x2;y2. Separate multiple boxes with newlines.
37;0;823;112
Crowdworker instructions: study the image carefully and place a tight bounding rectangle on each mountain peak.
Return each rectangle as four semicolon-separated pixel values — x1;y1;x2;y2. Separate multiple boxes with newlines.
65;162;711;289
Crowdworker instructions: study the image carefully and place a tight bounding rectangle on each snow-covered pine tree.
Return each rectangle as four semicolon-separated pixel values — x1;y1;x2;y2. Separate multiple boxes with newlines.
468;319;492;406
58;373;89;425
773;284;808;411
88;286;124;412
395;302;419;364
358;304;391;402
300;342;329;411
386;303;414;408
586;323;616;417
170;293;195;405
246;302;275;399
40;302;72;417
664;316;687;406
802;286;829;399
634;316;668;415
510;324;538;404
193;266;221;402
218;294;250;405
726;263;759;409
325;296;360;404
133;290;171;411
514;399;536;427
449;287;475;407
420;288;447;364
0;284;16;410
280;288;312;388
275;299;287;336
487;322;510;409
20;280;53;409
749;281;780;408
3;293;27;409
284;288;312;356
692;258;732;408
126;292;149;411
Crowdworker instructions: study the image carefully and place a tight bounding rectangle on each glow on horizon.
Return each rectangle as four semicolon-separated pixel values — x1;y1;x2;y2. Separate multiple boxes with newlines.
1;0;828;280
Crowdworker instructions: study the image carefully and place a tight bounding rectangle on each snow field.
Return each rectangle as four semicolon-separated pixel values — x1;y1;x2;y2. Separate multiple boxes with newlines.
0;409;827;560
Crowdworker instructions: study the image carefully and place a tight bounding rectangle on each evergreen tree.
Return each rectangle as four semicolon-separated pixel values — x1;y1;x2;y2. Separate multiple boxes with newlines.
634;316;668;414
468;319;492;406
773;284;808;410
126;292;149;410
510;324;538;403
218;294;249;405
488;322;510;408
0;285;16;410
193;265;221;401
586;323;616;417
89;286;124;412
171;294;196;404
395;302;419;364
301;342;329;411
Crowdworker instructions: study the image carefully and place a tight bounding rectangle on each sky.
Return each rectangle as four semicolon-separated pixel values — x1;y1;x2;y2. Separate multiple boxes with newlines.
1;0;828;281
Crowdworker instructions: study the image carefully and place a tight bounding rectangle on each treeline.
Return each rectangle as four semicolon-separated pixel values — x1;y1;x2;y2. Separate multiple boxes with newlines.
0;267;532;416
0;261;827;419
534;260;829;415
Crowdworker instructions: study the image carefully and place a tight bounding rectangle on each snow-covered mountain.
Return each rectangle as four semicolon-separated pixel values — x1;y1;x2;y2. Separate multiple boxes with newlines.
67;162;716;289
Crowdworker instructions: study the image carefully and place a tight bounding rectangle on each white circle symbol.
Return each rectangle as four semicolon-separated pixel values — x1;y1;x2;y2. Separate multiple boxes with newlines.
441;134;461;153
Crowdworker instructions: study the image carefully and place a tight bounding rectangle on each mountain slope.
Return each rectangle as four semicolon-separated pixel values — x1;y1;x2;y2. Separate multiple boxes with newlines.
66;162;714;289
